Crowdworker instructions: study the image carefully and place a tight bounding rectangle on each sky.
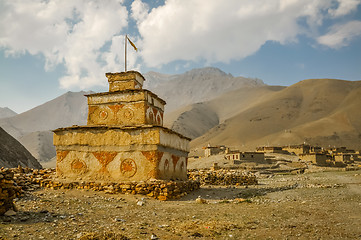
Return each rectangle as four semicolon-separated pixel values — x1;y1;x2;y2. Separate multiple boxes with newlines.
1;0;361;114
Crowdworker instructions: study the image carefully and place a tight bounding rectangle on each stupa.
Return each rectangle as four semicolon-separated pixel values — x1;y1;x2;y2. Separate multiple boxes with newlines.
53;71;190;182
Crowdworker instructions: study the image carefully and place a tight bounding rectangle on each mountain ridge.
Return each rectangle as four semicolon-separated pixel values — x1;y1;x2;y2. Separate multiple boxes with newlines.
0;107;17;119
190;78;361;150
144;67;265;112
0;127;42;168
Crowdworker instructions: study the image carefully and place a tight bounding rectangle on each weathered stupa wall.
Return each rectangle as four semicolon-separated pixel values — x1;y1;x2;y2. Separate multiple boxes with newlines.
54;126;189;181
53;71;191;183
87;90;165;126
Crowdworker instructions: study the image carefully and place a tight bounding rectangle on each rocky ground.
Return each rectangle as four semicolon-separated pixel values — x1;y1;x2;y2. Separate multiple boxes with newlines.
1;169;361;239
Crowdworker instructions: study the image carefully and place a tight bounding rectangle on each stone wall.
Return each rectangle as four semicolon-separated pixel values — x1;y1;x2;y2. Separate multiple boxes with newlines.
1;168;199;201
0;168;21;215
41;179;200;201
188;169;257;186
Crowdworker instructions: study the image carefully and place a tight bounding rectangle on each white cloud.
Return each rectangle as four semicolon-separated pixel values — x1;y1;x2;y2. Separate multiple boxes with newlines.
328;0;361;17
131;0;149;23
1;0;360;89
135;0;360;67
317;20;361;48
0;0;129;89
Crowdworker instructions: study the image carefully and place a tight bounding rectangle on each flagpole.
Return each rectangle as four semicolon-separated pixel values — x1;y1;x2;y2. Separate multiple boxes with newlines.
125;34;127;72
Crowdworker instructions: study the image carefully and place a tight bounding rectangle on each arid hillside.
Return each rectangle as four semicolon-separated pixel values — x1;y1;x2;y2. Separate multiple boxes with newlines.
190;79;361;150
0;91;90;162
166;85;284;139
144;67;265;112
0;107;17;119
0;127;41;168
0;91;90;139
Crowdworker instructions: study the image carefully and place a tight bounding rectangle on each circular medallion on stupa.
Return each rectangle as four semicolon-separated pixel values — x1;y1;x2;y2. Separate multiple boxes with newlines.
120;158;137;177
122;108;134;120
99;110;108;120
71;159;87;174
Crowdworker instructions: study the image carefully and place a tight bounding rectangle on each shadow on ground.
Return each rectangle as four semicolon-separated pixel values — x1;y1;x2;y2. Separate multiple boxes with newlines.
179;184;298;201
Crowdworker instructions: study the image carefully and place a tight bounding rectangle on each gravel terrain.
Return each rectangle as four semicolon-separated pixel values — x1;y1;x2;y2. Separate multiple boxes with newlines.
1;170;361;239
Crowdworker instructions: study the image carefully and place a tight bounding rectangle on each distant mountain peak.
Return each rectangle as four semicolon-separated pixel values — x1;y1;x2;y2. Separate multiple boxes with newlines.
184;67;231;77
0;107;18;119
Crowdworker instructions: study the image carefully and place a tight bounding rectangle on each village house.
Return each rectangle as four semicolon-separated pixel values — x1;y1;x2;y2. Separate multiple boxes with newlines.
310;146;323;153
226;151;265;164
256;146;283;153
334;154;353;164
299;153;329;166
327;147;356;155
283;144;310;155
203;145;229;157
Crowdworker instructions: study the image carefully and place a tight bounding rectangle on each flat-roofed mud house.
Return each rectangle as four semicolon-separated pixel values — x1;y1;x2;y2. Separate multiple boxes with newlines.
226;151;265;164
299;153;329;166
334;154;353;164
53;71;190;182
203;145;228;157
282;144;312;155
256;146;283;153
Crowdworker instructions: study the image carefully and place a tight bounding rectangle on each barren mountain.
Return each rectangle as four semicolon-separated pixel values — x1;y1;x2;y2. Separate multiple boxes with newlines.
0;91;90;162
0;91;90;139
190;79;361;150
166;85;284;139
0;127;42;168
0;107;17;119
19;131;56;163
144;67;264;112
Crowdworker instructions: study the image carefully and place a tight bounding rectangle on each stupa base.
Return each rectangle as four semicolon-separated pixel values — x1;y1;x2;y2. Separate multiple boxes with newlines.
54;125;190;182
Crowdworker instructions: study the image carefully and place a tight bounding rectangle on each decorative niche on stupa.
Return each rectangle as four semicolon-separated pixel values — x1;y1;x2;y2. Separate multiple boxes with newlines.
53;71;190;182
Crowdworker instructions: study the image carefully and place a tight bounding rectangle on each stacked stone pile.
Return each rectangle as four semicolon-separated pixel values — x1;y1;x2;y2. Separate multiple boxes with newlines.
0;168;21;215
0;167;199;201
10;166;56;193
188;169;258;186
41;180;200;200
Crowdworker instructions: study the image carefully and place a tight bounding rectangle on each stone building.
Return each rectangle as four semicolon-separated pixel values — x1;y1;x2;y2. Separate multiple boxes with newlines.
334;154;353;164
299;153;329;166
53;71;190;182
256;146;283;153
203;145;228;157
283;144;310;155
226;151;265;164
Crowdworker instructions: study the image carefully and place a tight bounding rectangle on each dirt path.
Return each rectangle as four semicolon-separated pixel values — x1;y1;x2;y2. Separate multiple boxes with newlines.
1;170;361;239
